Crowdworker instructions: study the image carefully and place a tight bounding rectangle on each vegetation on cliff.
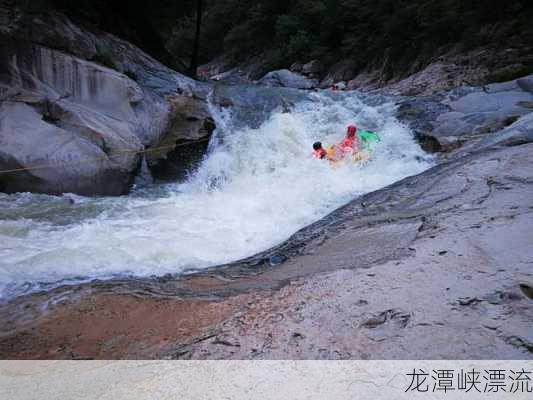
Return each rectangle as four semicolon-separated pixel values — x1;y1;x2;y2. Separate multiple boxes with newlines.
145;0;533;80
18;0;533;81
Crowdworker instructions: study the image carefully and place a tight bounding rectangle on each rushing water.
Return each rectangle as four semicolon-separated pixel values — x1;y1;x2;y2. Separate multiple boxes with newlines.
0;90;433;299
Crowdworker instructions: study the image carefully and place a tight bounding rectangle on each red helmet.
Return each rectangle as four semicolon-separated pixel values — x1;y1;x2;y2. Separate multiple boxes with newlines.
347;124;357;136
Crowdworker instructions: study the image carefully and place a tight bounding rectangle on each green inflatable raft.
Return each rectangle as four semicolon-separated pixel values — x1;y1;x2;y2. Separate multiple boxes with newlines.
358;130;380;150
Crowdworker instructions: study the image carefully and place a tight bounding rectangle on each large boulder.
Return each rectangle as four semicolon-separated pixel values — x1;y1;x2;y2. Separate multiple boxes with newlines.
257;69;318;90
478;112;533;150
397;75;533;152
382;62;484;96
0;41;143;195
145;95;216;180
0;7;215;195
198;51;280;85
301;60;322;77
336;44;533;95
290;60;322;78
210;84;311;130
318;59;357;89
517;75;533;93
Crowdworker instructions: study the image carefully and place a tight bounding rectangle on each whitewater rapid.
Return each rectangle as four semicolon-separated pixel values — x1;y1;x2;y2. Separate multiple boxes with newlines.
0;90;433;299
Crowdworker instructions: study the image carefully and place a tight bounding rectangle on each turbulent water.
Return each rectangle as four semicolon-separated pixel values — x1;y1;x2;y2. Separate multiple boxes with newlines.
0;90;433;299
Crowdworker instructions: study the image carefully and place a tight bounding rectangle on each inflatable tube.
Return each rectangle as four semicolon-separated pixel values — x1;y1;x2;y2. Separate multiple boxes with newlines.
323;130;379;167
329;150;371;168
359;130;380;148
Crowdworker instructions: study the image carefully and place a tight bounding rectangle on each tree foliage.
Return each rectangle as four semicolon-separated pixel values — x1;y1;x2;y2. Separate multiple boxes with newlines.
51;0;533;76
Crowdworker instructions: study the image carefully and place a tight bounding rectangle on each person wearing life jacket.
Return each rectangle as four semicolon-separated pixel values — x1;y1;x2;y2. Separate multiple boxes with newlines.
338;124;360;157
312;141;328;159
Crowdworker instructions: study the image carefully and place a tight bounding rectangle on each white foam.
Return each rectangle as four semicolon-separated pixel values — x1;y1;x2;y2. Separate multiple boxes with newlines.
0;91;433;298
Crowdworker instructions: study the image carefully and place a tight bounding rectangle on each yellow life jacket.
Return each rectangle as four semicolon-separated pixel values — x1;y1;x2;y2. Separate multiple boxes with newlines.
326;145;337;160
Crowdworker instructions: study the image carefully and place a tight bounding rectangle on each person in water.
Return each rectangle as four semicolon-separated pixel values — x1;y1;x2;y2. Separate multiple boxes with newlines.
338;124;360;156
313;124;380;162
312;125;359;161
312;141;328;159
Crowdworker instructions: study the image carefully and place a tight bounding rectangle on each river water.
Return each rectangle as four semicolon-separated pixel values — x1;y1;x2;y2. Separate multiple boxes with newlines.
0;90;433;299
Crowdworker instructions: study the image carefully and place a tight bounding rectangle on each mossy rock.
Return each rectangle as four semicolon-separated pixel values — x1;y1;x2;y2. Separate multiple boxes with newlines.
93;46;120;70
488;64;533;83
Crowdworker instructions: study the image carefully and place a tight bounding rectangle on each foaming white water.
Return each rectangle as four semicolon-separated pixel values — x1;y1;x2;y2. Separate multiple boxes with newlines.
0;91;433;298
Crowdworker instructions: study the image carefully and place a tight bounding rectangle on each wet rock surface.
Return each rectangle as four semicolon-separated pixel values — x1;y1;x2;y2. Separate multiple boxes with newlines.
211;84;311;130
1;3;532;361
257;69;318;90
169;141;533;360
0;9;214;195
341;45;533;96
396;74;533;153
1;132;532;359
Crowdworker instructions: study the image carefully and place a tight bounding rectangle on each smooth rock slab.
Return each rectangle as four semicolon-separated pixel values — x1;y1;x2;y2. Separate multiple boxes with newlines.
258;69;318;90
0;11;215;194
1;138;532;359
397;74;533;152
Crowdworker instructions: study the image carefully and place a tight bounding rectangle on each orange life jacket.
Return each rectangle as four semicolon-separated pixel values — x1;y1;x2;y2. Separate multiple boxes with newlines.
313;148;327;159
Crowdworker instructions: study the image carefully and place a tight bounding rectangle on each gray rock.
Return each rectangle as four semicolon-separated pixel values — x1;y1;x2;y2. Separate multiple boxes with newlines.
0;43;143;195
517;75;533;94
396;74;533;152
484;80;520;94
327;44;533;95
199;51;280;85
167;137;533;360
383;62;467;96
446;90;532;114
257;69;318;90
289;62;303;73
2;90;533;359
478;112;533;149
210;68;251;85
301;60;322;77
487;63;528;82
318;59;356;89
0;10;215;195
346;71;382;91
211;84;311;130
0;101;140;195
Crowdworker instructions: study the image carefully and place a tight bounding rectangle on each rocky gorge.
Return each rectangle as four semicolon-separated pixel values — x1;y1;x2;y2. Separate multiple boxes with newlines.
0;3;532;360
0;5;215;195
